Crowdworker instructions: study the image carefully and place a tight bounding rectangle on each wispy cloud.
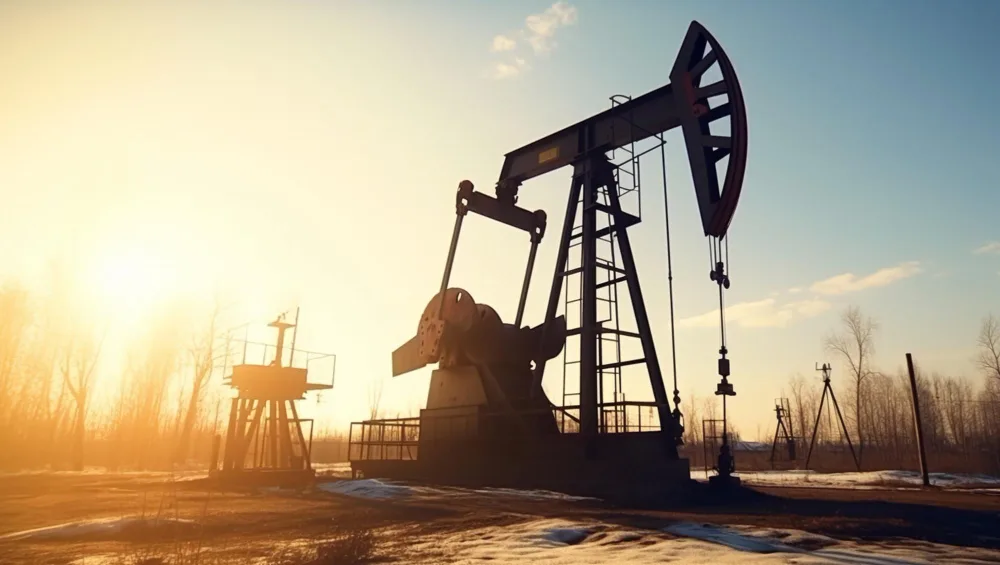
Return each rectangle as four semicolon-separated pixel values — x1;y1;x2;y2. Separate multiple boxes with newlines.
491;35;516;52
490;57;529;79
974;241;1000;255
678;298;832;329
524;1;578;53
679;259;922;331
488;2;578;80
809;261;922;296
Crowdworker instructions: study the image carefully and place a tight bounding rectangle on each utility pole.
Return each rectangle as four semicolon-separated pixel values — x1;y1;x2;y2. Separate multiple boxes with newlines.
905;353;931;487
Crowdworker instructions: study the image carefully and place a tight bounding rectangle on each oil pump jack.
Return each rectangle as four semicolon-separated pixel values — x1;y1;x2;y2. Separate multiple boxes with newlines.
349;20;748;500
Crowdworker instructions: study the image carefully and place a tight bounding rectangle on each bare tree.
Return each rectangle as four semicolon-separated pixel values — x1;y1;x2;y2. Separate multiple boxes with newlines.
174;300;227;464
787;374;812;445
977;314;1000;381
367;379;384;420
58;330;105;471
942;376;972;452
825;305;878;465
0;284;31;421
683;394;700;446
117;309;184;470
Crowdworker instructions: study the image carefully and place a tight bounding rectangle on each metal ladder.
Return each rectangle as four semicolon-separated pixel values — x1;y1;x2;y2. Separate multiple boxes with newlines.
561;95;641;433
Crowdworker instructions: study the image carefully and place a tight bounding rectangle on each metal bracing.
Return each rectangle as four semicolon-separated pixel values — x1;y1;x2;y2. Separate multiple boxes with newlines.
546;155;679;452
560;95;666;435
219;310;334;479
805;363;860;471
769;397;797;468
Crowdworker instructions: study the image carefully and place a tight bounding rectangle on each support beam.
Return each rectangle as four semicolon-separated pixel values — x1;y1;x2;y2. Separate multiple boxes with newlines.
579;163;599;439
499;84;681;184
497;20;747;240
531;178;583;392
602;162;676;447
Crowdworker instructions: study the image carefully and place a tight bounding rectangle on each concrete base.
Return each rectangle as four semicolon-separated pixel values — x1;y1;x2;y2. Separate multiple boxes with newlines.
352;431;692;505
708;473;742;488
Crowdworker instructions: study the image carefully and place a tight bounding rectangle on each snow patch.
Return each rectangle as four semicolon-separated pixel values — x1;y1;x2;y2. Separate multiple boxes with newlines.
665;522;787;553
538;525;594;545
317;479;413;499
405;518;774;563
663;521;1000;564
312;462;352;478
690;469;1000;489
734;440;771;452
0;516;195;542
469;486;596;502
402;518;1000;564
315;479;595;502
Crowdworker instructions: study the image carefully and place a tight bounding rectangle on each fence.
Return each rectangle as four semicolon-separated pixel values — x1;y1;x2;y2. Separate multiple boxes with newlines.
348;401;672;463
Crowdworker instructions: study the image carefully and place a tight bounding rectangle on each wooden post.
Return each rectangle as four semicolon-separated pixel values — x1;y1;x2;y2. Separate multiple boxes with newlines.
906;353;931;487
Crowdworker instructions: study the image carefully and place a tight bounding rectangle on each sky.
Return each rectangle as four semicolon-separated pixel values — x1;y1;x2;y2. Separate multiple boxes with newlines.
1;0;999;438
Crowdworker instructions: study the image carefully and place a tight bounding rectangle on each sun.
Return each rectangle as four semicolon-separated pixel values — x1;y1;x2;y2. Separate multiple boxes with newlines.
86;246;179;321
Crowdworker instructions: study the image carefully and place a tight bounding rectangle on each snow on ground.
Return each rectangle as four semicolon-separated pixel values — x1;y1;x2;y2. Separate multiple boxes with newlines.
0;516;196;542
312;461;353;478
317;478;414;499
314;461;1000;491
691;469;1000;489
404;518;1000;564
315;478;596;502
316;469;1000;505
735;440;772;452
467;486;595;501
318;469;1000;505
10;461;996;492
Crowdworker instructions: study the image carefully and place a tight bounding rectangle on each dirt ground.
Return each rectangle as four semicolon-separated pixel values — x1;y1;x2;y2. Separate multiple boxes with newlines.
1;472;999;564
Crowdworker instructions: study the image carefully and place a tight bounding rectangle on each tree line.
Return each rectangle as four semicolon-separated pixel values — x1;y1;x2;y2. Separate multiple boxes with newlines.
679;306;1000;475
0;274;246;472
4;266;999;476
788;306;1000;474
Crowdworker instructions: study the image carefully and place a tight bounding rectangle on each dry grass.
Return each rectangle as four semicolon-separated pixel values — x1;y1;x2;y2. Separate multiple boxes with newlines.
269;529;380;565
98;528;381;565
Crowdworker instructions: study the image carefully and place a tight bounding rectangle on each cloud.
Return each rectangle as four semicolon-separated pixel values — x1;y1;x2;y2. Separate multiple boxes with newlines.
487;2;577;79
490;57;529;80
491;35;516;52
974;241;1000;255
523;1;578;53
678;298;832;330
678;258;923;331
808;261;922;296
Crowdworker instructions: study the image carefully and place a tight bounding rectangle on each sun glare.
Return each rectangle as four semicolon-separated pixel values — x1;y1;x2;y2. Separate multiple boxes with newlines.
87;247;179;322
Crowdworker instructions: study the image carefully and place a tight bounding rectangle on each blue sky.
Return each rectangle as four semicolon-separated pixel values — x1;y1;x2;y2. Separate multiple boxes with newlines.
351;0;1000;431
1;1;998;435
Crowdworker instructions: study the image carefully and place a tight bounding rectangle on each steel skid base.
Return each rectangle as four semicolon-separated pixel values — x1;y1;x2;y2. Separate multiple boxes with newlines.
351;431;692;505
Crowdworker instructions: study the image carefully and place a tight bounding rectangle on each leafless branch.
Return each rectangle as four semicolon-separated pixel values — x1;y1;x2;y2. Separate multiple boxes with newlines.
977;314;1000;381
